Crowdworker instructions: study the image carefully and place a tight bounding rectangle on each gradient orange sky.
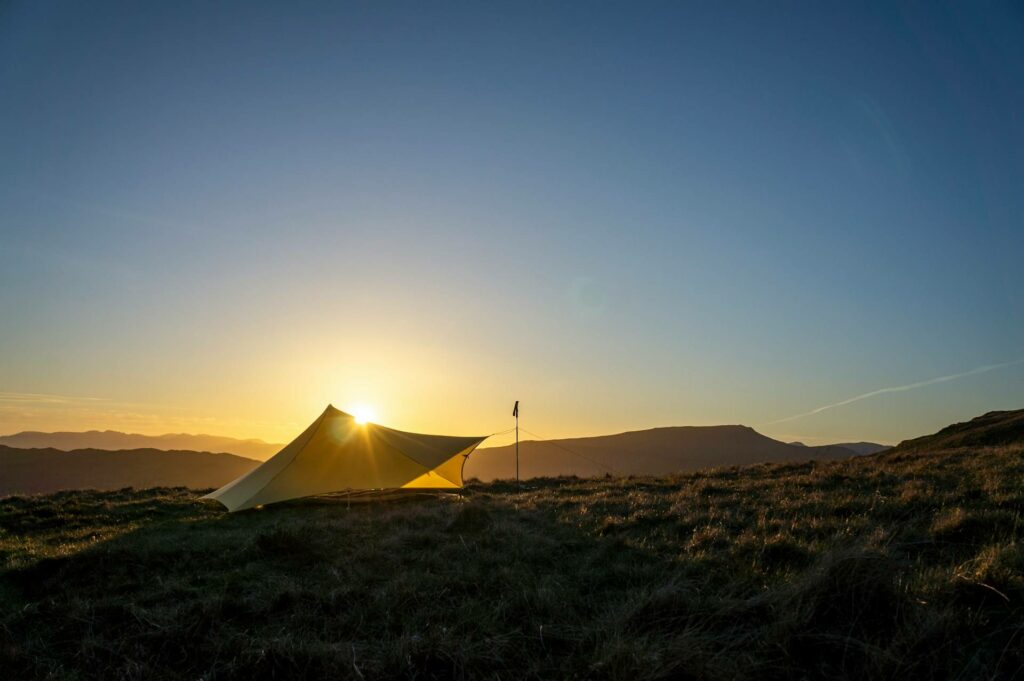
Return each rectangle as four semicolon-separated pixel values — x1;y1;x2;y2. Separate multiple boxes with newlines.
2;3;1022;448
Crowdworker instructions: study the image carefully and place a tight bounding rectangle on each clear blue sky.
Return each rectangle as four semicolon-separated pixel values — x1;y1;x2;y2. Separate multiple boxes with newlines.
1;1;1022;445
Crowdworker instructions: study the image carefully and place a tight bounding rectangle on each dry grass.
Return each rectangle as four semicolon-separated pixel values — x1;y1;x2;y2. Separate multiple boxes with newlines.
1;445;1023;679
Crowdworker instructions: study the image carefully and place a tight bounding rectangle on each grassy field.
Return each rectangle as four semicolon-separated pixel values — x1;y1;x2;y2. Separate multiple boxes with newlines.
1;445;1023;680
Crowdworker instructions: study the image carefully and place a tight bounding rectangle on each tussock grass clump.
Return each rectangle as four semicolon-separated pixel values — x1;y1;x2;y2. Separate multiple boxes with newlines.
253;525;333;564
930;507;1018;547
446;503;492;533
784;548;903;637
2;446;1023;679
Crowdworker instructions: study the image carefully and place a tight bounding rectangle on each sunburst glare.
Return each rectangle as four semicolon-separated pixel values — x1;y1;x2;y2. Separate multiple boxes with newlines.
350;405;377;425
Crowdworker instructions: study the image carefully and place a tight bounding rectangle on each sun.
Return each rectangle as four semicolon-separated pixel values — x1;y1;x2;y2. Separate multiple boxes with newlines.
350;405;377;425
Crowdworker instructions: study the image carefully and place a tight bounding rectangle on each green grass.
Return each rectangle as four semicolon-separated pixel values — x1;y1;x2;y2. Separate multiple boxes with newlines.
2;446;1023;680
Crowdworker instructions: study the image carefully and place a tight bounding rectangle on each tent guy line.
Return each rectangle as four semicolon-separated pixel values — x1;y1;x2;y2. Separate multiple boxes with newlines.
518;426;620;476
202;402;626;511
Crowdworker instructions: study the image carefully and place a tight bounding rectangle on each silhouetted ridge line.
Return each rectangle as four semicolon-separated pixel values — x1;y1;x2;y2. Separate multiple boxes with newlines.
0;430;281;460
0;445;258;496
467;424;866;481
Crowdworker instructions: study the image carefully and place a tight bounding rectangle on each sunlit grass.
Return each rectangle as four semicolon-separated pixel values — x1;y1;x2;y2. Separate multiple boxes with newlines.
1;445;1023;679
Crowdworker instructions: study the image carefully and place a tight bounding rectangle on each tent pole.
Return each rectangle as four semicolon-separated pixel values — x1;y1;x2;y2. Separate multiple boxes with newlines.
512;399;520;486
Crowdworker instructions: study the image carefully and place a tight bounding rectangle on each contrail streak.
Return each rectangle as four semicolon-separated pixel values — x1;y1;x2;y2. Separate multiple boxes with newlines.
762;358;1024;426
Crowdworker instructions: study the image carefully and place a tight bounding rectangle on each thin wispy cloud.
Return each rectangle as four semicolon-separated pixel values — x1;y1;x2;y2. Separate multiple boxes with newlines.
763;358;1024;426
0;392;107;404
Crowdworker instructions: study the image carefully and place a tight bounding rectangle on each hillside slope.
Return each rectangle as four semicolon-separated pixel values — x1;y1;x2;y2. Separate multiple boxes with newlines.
0;446;259;496
891;409;1024;453
2;443;1022;680
467;425;859;480
0;431;281;460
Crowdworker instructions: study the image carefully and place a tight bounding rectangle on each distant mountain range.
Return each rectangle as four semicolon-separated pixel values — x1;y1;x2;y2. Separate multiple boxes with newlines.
0;430;282;460
0;446;259;497
789;441;890;456
465;425;885;482
7;402;1013;497
889;409;1024;453
2;406;1019;497
0;421;907;496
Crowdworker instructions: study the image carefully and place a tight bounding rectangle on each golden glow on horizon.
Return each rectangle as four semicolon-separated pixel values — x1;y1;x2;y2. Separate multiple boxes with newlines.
350;405;377;425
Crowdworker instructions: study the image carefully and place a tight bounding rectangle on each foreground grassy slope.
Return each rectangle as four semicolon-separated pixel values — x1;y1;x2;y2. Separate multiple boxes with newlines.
894;409;1024;452
2;446;1023;680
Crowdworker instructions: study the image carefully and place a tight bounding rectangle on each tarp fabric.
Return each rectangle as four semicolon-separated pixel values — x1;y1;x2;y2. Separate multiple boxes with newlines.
203;405;487;511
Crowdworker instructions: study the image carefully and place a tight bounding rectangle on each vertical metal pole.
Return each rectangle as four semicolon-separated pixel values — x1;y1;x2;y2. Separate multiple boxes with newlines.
515;409;519;484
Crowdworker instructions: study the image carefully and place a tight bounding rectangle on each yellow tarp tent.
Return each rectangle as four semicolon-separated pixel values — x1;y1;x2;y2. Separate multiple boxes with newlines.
203;405;488;512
